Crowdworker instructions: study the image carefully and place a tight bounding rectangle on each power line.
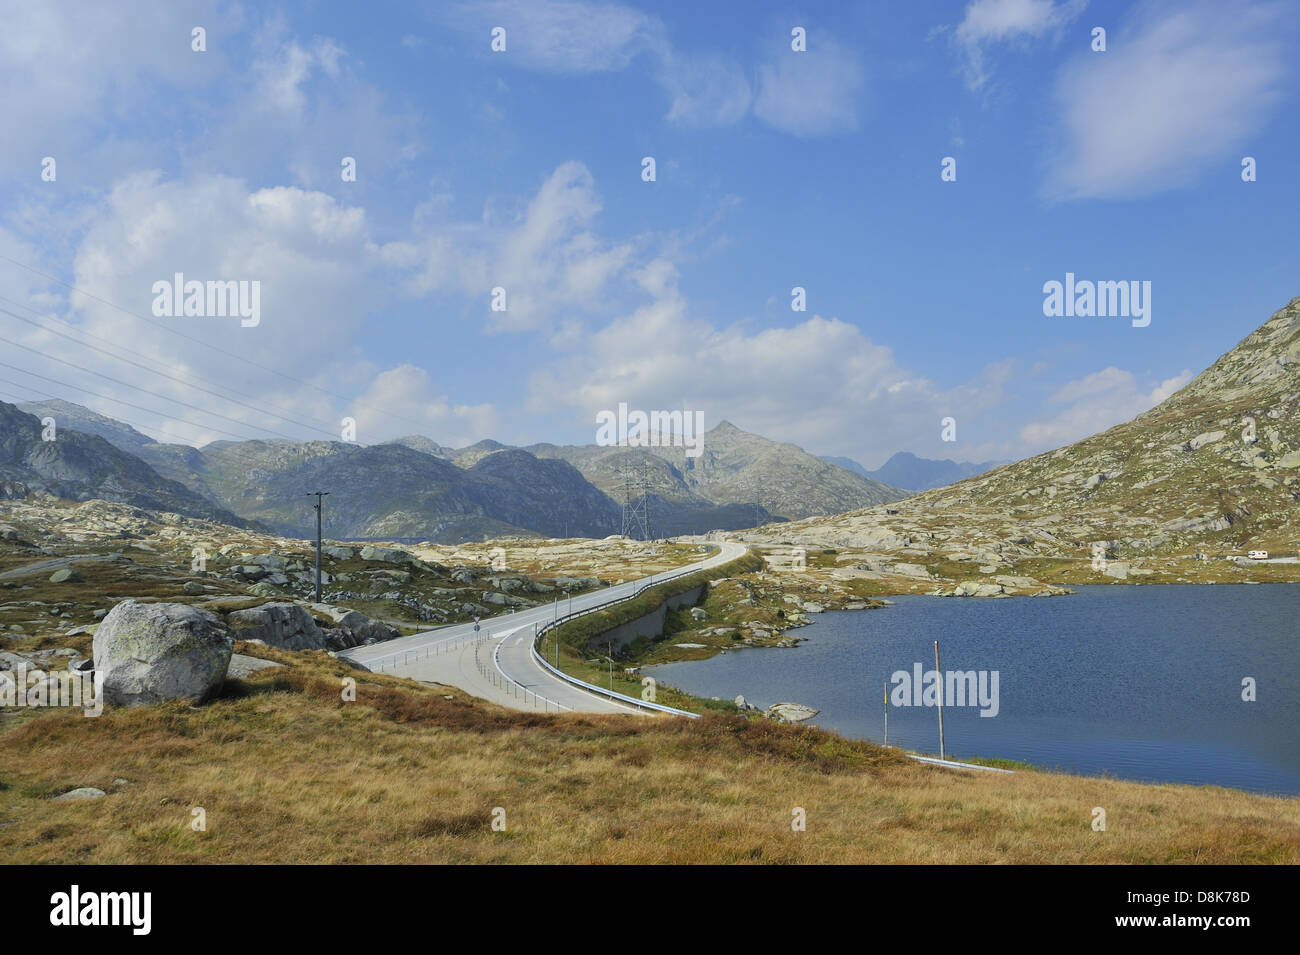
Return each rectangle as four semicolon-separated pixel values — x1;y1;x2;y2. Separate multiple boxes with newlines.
0;321;310;442
0;362;300;445
0;387;38;404
0;366;363;501
0;254;445;437
0;293;344;439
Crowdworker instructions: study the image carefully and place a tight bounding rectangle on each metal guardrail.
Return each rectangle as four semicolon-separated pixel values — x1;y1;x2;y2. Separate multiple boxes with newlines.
472;632;572;713
362;630;477;673
529;546;739;718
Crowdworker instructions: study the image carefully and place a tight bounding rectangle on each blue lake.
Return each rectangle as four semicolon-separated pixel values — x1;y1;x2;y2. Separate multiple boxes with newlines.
646;584;1300;795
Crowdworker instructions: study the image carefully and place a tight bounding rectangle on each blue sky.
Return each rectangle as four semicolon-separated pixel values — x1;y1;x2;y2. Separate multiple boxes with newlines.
0;0;1295;467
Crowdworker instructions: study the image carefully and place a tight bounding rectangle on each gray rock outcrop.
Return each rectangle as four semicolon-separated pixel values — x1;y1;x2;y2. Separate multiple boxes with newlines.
228;602;326;650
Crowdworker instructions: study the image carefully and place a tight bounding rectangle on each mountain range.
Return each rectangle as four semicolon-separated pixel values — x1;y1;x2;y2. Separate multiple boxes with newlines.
8;405;907;542
8;295;1300;553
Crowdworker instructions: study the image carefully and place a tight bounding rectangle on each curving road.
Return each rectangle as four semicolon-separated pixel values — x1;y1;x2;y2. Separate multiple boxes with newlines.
338;539;747;714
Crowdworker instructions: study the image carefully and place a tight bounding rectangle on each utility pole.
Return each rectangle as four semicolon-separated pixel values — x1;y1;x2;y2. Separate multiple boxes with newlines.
934;640;945;761
308;491;329;602
883;680;889;747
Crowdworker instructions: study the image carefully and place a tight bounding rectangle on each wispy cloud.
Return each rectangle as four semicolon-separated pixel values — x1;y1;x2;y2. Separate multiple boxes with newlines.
437;0;664;74
753;34;865;136
388;161;635;332
437;0;862;135
1044;0;1287;200
950;0;1086;92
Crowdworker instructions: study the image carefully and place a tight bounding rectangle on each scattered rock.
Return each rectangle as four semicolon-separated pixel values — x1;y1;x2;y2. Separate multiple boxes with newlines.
52;787;106;801
767;702;819;722
226;653;287;679
359;545;412;565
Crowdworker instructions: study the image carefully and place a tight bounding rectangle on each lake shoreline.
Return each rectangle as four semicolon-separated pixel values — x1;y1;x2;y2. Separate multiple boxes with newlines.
645;584;1300;796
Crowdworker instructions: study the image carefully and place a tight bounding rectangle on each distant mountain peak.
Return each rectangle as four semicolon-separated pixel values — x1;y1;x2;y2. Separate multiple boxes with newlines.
820;451;1006;492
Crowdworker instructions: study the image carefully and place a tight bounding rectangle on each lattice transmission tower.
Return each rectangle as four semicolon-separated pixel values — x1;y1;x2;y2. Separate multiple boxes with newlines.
619;460;653;541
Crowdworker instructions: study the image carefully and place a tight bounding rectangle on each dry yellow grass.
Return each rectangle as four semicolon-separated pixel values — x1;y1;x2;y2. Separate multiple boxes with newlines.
2;647;1296;864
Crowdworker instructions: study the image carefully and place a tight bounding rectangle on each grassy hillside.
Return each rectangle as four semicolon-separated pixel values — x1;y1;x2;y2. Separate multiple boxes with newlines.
2;646;1296;863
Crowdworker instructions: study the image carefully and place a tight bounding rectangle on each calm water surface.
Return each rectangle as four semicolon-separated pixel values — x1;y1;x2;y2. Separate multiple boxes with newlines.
646;584;1300;795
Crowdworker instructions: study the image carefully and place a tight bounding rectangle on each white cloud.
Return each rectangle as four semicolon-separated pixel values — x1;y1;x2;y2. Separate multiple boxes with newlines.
0;0;233;180
1018;366;1191;449
351;364;498;446
393;161;635;331
660;51;753;126
753;36;865;136
0;5;418;193
0;173;393;446
951;0;1085;91
208;21;421;189
441;0;836;134
1044;1;1287;200
525;269;1013;466
252;34;346;116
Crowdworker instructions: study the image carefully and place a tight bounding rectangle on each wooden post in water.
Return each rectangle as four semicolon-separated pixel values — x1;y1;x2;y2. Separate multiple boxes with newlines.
883;680;889;747
934;640;946;761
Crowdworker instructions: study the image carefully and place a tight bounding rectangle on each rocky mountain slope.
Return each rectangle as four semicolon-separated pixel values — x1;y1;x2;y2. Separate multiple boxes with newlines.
19;399;158;457
0;401;243;525
528;420;907;521
160;439;621;542
757;296;1300;565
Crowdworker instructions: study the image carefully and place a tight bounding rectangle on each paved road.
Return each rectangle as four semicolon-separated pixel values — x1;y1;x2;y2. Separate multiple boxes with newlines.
339;539;747;714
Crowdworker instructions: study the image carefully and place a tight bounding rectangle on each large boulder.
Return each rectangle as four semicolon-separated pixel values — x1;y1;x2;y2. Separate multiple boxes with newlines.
93;600;234;706
228;602;327;650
